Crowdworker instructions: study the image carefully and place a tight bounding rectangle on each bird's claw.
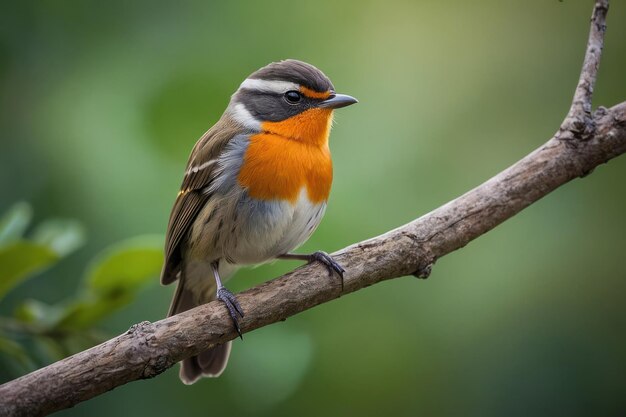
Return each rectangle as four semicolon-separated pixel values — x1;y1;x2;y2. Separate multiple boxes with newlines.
310;251;345;290
217;287;244;339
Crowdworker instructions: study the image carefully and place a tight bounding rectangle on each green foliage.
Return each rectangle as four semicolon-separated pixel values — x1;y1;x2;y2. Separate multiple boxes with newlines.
0;202;33;245
0;203;163;378
57;235;164;330
0;203;87;301
0;242;57;300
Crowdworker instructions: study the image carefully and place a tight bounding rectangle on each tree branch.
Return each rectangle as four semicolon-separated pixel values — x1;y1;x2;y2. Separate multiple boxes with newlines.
559;0;609;141
0;1;623;416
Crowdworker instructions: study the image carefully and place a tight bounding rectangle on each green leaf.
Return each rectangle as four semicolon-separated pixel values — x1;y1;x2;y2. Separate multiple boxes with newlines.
32;219;85;256
86;235;163;296
0;202;33;246
55;235;163;330
0;204;83;300
0;241;58;300
13;299;65;328
0;336;35;370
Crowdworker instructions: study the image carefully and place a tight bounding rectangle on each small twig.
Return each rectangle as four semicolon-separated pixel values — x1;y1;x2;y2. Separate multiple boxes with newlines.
559;0;609;140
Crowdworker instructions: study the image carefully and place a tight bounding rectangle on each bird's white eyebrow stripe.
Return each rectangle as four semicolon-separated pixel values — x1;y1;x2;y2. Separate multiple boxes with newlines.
185;159;217;175
239;78;300;94
229;102;262;130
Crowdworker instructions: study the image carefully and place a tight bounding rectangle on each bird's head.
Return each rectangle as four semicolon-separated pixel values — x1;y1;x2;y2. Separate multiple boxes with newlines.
227;59;358;146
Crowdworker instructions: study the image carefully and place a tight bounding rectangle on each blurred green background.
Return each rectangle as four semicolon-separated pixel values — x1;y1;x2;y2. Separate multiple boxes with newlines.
1;0;625;416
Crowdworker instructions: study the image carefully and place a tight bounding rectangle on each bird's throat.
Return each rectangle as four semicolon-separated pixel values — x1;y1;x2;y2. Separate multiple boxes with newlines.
238;109;334;204
261;108;333;147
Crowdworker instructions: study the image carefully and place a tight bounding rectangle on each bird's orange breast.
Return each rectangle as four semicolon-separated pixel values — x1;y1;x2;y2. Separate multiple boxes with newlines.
238;108;334;204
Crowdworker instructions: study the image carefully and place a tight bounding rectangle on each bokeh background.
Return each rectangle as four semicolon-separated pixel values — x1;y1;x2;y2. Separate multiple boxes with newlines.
1;0;625;416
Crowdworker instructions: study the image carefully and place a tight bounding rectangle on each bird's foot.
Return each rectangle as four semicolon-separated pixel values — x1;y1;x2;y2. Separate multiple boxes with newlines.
217;287;244;339
309;251;345;278
279;251;345;290
309;251;345;291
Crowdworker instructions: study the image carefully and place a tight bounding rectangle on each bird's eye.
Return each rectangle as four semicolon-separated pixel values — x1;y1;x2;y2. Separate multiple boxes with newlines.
284;90;302;104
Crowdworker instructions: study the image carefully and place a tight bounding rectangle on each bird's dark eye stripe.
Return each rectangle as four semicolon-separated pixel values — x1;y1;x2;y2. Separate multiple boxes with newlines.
284;90;302;104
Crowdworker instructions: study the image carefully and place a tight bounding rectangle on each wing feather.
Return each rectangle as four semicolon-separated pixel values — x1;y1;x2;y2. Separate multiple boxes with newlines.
160;115;244;285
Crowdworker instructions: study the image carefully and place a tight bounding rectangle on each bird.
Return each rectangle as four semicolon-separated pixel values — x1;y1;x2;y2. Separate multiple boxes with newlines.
160;59;358;384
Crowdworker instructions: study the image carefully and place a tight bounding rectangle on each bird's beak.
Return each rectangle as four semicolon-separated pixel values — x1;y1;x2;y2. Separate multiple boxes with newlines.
319;93;358;109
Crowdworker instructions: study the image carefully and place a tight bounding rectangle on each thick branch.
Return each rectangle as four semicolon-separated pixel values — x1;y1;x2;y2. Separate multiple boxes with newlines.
0;1;622;416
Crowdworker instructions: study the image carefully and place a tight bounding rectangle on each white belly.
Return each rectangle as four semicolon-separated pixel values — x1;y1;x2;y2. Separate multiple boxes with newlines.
228;188;326;264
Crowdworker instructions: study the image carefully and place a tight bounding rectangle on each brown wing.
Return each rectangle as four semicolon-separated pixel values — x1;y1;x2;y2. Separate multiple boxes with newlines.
160;115;243;285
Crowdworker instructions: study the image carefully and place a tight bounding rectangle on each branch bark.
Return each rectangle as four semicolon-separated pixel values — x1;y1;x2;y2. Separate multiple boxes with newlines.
0;1;622;416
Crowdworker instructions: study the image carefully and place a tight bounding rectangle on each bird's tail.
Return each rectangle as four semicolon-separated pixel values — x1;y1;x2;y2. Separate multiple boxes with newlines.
168;270;232;384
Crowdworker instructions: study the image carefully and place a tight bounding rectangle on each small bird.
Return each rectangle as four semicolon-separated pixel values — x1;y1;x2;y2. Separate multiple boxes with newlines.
160;59;357;384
